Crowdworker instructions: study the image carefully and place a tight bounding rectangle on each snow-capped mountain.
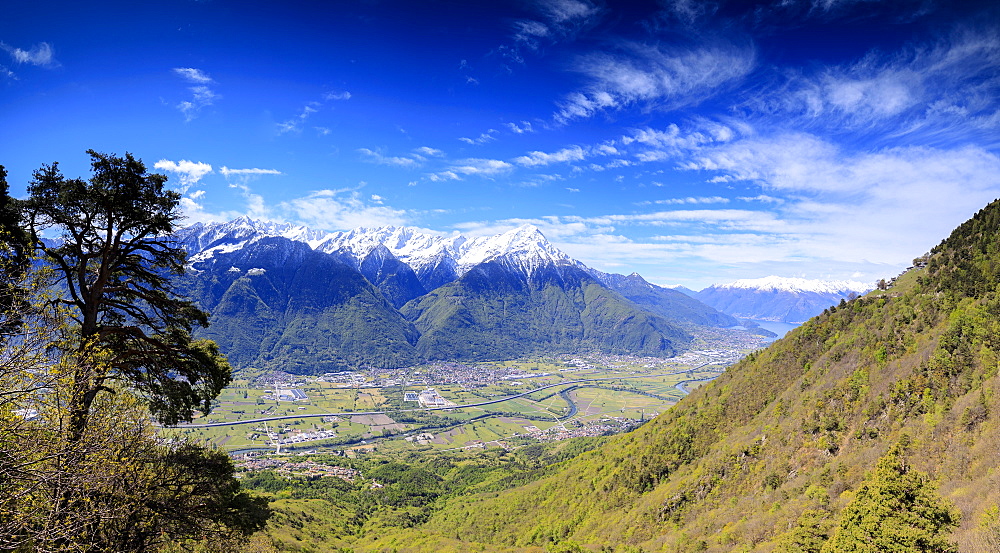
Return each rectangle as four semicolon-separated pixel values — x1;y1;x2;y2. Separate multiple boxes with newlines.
313;223;577;278
696;276;874;324
173;217;737;370
175;216;326;265
715;276;871;295
178;218;580;287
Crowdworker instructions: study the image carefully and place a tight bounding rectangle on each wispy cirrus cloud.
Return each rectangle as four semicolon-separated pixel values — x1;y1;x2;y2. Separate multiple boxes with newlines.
458;129;499;145
358;147;422;168
1;41;58;80
742;29;1000;145
172;67;211;84
324;90;352;101
507;121;535;134
219;167;282;177
676;131;1000;263
494;0;602;72
2;41;57;66
277;103;320;134
277;89;352;134
556;42;756;122
172;67;218;122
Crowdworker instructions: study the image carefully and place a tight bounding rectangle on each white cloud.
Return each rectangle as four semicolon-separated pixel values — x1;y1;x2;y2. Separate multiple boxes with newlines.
743;30;1000;138
2;41;57;67
282;189;408;230
659;0;717;24
507;121;535;134
556;42;756;122
449;158;513;177
277;103;321;134
153;159;213;192
171;68;218;121
514;145;587;166
173;67;212;83
219;167;282;177
357;148;421;168
679;132;1000;265
539;0;600;24
414;146;445;157
513;20;550;44
646;196;731;205
324;90;352;100
458;129;499;145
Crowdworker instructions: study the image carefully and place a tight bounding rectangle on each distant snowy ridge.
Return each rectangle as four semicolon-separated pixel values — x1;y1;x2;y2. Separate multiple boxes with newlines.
713;276;872;295
178;217;578;278
696;276;874;324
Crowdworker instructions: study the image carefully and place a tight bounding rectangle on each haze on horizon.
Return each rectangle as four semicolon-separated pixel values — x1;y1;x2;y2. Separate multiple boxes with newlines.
1;0;998;289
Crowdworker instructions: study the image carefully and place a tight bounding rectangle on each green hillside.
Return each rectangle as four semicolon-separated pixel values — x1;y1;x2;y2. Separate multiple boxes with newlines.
305;200;1000;552
402;261;691;361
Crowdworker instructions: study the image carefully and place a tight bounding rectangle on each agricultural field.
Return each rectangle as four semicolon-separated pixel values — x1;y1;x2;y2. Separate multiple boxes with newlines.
165;347;756;455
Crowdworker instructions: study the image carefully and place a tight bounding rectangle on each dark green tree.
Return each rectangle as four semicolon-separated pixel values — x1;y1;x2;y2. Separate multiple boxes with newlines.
0;164;31;335
822;443;960;552
21;150;231;436
2;151;269;551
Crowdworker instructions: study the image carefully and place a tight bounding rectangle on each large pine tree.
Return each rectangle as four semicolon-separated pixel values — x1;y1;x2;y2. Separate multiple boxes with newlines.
823;442;960;552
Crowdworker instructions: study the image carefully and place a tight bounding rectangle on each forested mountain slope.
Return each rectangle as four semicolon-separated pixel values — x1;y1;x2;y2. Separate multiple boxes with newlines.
352;200;1000;551
179;236;421;372
402;261;691;361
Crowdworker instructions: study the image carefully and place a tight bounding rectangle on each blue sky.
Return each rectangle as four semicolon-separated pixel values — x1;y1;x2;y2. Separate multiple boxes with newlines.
2;0;998;289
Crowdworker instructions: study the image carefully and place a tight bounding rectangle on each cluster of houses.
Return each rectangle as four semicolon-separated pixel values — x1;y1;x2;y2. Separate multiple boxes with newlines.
261;427;337;446
236;457;360;482
517;417;646;442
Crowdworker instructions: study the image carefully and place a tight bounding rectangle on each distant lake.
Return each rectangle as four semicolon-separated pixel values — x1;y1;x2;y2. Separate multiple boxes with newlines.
749;320;801;340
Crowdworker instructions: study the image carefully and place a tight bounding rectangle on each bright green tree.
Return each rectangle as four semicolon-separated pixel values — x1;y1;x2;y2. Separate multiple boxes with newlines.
822;443;960;552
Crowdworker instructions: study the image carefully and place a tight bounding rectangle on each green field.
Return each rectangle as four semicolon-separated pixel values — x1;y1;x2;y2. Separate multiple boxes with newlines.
164;353;736;453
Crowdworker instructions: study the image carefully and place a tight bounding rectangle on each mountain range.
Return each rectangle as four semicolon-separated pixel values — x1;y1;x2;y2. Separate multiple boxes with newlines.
676;276;873;324
174;217;739;372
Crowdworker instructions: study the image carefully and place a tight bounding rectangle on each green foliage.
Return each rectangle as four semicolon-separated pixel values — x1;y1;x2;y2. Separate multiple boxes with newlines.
822;443;959;552
777;509;834;553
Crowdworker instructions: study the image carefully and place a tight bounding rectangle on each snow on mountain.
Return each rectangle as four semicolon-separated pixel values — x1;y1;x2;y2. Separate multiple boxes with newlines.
175;216;326;264
313;226;466;274
456;225;577;275
712;276;872;295
178;218;577;279
697;276;874;324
